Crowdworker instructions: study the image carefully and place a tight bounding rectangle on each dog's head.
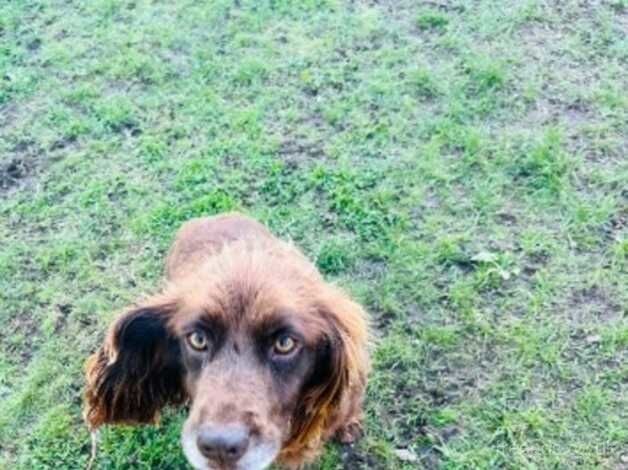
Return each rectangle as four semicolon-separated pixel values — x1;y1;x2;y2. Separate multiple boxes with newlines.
85;244;368;469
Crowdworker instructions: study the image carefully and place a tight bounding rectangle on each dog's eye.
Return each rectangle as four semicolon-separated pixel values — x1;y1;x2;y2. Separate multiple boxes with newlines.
273;334;297;355
187;331;208;351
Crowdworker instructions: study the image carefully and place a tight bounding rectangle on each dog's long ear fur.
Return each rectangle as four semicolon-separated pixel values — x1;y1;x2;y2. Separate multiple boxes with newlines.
281;289;369;464
84;301;185;429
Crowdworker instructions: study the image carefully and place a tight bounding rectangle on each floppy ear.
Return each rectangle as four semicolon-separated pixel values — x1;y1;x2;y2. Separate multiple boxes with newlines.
281;292;369;462
84;301;186;429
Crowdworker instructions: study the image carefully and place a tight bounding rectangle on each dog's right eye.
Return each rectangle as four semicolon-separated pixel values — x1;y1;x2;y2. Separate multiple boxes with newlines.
187;331;208;351
273;334;297;355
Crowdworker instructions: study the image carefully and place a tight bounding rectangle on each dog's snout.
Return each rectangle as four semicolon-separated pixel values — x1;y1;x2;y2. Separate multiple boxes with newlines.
196;424;249;464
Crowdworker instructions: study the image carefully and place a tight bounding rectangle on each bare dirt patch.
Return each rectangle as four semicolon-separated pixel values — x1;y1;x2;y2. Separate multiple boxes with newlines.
0;157;32;191
6;313;40;365
275;113;330;168
277;138;326;165
53;303;73;334
568;285;623;324
338;443;381;468
0;152;38;194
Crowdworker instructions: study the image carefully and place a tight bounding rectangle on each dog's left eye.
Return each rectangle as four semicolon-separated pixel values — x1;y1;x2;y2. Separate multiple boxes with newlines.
187;331;208;351
273;334;298;355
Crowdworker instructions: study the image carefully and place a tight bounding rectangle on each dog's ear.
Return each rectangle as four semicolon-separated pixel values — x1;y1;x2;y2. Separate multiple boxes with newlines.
282;291;369;460
84;301;185;429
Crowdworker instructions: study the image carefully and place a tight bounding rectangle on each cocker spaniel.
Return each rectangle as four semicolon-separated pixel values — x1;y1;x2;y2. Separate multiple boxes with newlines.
84;213;369;469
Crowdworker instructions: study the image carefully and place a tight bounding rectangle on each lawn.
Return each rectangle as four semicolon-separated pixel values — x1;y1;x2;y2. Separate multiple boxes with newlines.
1;0;627;468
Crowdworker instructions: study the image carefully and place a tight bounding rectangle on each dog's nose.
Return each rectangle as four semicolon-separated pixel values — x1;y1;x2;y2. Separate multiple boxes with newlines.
196;424;249;464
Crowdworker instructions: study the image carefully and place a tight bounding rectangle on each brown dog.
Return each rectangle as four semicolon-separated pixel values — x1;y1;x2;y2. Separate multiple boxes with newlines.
84;213;369;469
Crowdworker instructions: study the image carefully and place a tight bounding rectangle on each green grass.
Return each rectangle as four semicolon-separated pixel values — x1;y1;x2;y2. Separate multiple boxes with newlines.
1;0;626;468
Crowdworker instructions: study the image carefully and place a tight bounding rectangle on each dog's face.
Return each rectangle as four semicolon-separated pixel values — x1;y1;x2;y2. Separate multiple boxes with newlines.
85;249;363;470
174;284;332;470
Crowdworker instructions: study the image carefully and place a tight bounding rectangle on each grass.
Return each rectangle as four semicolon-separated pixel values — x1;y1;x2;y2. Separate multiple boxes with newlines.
1;0;626;468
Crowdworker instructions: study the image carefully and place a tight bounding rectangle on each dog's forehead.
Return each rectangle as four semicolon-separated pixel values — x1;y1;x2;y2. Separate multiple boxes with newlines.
172;287;327;348
211;277;302;320
175;279;300;321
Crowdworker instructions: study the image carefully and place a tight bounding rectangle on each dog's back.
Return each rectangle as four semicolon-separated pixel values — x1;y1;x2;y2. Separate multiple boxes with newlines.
166;213;274;281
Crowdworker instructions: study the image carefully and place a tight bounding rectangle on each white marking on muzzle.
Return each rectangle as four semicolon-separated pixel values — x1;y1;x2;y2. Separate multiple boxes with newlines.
181;427;280;470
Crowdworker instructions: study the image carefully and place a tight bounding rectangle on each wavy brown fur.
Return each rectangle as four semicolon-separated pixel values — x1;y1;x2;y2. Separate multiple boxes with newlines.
84;213;369;468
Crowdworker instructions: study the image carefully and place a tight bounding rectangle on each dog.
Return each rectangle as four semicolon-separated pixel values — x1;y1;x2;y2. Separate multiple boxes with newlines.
84;213;369;469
